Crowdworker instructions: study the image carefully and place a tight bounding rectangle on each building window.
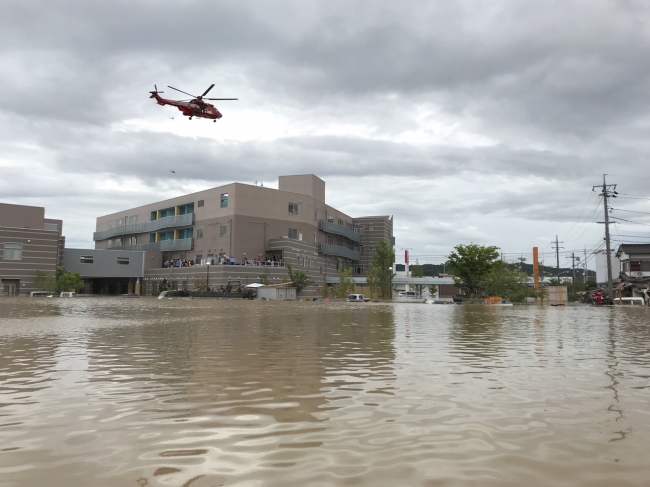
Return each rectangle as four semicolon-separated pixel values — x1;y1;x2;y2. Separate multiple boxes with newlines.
117;218;125;226
314;230;317;243
337;237;342;246
630;261;641;272
198;199;204;207
108;220;114;229
313;209;317;221
338;218;343;226
219;222;227;236
197;226;204;239
327;235;334;245
288;228;298;240
80;256;94;264
117;257;130;265
130;215;138;224
327;213;334;223
354;266;363;275
3;243;23;260
220;193;228;208
288;202;298;215
355;226;364;234
369;227;374;231
107;239;113;248
129;236;137;245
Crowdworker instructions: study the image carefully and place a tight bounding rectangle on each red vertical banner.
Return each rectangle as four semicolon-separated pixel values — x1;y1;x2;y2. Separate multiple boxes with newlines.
533;247;539;289
405;249;409;264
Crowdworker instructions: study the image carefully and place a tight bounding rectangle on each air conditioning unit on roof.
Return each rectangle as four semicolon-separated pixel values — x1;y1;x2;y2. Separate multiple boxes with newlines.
637;272;644;277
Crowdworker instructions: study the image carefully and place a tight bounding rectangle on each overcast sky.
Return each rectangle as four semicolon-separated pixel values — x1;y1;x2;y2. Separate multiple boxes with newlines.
1;0;649;268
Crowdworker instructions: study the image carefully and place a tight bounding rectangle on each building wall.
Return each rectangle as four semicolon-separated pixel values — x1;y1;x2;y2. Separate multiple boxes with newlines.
353;215;394;275
595;250;621;285
0;203;63;296
94;175;393;281
64;249;145;278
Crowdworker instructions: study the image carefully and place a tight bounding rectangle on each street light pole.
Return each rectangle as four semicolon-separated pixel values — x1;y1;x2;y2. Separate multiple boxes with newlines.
206;262;211;291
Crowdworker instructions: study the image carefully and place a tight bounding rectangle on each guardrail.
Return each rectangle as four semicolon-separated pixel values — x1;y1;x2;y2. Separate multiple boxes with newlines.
318;220;360;243
93;214;194;241
110;238;193;252
319;243;360;261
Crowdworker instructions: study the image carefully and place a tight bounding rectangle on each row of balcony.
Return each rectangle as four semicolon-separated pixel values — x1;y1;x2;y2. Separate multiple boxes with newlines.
93;214;194;241
319;243;361;261
109;238;193;253
319;220;360;243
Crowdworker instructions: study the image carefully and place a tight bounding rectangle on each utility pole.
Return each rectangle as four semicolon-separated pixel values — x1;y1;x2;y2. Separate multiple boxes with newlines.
566;253;580;283
593;174;617;299
583;246;588;284
551;235;564;274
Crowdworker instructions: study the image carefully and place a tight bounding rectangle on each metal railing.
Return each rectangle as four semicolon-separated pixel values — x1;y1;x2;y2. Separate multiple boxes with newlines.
319;220;360;242
110;238;193;252
93;214;194;241
319;243;360;261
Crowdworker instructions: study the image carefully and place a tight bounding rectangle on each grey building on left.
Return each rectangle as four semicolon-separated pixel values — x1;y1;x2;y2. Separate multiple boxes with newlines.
0;203;65;296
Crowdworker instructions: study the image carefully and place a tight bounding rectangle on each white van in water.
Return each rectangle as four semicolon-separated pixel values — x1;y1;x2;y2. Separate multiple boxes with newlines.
30;291;52;297
60;292;77;298
613;297;645;306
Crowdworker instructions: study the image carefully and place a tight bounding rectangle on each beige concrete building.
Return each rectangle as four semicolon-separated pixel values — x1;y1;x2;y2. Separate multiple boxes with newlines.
0;203;64;296
93;175;393;295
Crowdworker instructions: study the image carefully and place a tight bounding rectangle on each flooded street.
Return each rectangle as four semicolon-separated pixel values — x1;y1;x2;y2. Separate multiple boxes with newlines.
0;298;649;487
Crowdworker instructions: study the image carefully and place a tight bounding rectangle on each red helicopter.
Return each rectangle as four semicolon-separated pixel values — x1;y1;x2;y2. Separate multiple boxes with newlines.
149;84;237;122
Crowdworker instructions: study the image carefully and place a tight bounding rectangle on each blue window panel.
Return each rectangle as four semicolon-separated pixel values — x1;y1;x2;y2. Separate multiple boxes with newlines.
220;193;228;208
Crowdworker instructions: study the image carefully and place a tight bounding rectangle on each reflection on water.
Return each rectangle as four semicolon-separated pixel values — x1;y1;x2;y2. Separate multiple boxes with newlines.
0;298;649;486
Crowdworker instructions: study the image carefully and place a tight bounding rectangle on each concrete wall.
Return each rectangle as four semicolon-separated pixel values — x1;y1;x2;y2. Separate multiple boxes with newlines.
64;248;145;278
278;174;325;203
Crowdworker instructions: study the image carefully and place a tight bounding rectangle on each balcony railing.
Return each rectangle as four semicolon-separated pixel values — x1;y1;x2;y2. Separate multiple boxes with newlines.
93;214;194;241
319;243;360;261
110;238;193;252
319;220;360;243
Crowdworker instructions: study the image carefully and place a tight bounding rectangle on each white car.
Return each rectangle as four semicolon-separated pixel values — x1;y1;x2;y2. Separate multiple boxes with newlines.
60;292;77;298
347;294;369;302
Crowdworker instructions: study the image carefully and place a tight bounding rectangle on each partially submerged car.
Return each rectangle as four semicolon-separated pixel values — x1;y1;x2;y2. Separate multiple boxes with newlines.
347;294;370;302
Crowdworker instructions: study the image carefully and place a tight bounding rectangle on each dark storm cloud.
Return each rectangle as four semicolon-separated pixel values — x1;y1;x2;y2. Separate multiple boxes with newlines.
1;0;648;254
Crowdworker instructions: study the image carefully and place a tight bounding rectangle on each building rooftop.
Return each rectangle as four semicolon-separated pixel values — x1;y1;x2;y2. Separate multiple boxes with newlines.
616;244;650;256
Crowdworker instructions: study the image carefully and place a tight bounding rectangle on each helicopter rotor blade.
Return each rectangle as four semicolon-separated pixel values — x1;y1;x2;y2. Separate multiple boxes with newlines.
204;98;238;100
168;86;197;98
153;84;164;93
201;84;215;98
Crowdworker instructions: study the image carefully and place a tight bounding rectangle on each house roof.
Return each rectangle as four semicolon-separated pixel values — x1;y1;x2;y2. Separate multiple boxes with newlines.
616;243;650;256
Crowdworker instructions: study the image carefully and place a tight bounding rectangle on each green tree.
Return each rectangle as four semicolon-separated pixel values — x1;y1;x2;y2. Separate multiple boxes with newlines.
368;241;395;298
35;270;57;293
445;244;500;297
58;270;85;293
285;262;314;294
332;259;355;298
192;277;209;292
258;268;270;285
478;264;534;303
427;284;438;297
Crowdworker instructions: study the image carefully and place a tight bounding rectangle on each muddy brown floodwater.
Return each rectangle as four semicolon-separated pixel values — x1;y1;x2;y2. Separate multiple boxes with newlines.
0;298;649;487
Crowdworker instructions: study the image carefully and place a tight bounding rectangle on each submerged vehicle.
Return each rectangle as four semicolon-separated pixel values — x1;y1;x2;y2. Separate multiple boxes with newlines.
347;294;370;302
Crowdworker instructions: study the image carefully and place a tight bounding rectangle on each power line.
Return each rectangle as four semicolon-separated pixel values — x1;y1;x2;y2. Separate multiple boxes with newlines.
610;208;650;215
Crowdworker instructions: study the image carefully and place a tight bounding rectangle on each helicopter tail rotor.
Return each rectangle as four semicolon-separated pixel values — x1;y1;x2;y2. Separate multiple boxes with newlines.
150;84;164;95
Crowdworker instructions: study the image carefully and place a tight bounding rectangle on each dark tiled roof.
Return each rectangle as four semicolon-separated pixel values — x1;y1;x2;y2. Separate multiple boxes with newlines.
617;243;650;255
